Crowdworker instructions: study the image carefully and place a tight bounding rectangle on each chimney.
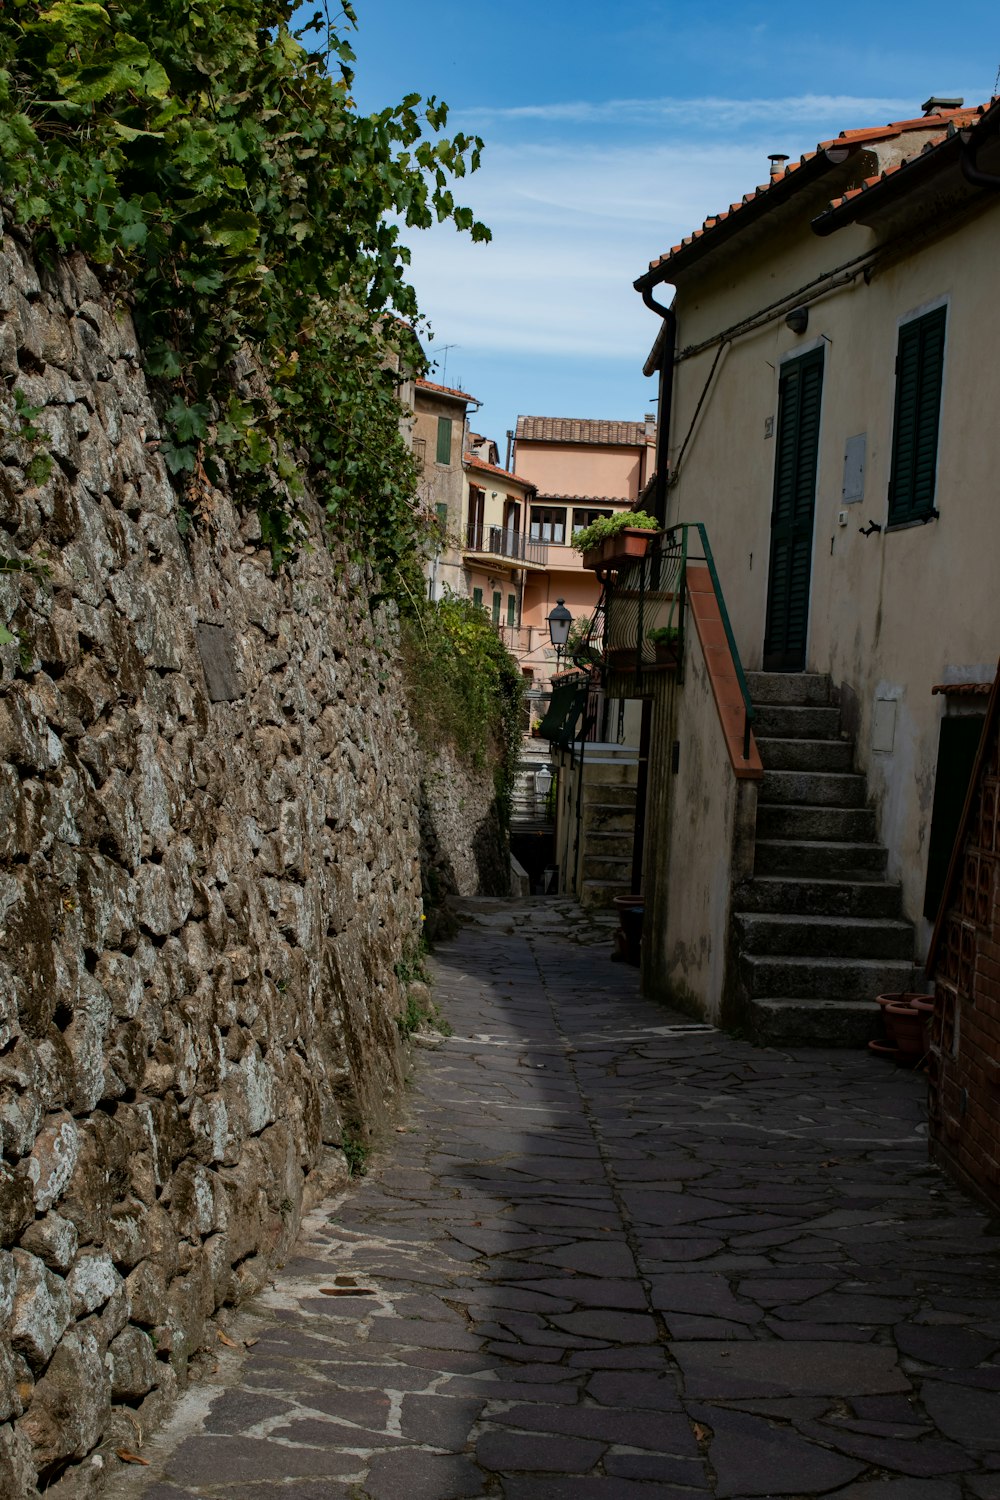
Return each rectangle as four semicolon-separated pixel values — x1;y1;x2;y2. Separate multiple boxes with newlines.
644;412;657;439
768;153;790;178
921;96;964;115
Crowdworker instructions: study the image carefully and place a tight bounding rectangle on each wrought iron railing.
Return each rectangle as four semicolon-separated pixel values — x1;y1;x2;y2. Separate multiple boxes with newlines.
464;522;547;567
589;522;756;761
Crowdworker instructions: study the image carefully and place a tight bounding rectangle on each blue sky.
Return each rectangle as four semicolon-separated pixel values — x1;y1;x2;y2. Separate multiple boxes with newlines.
343;1;995;453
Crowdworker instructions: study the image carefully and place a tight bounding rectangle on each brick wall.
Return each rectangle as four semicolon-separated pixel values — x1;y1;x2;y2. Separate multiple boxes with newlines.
928;681;1000;1211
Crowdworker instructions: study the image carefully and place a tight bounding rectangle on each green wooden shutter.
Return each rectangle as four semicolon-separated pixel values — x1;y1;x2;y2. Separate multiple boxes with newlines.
763;348;824;671
436;416;452;464
435;502;448;532
472;587;483;609
888;306;946;525
491;591;501;626
507;594;516;627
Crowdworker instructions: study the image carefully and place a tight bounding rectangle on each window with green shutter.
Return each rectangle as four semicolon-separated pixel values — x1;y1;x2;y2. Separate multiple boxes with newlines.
473;587;483;609
507;594;516;627
763;347;824;672
888;305;946;527
435;502;448;533
491;591;501;626
436;416;452;465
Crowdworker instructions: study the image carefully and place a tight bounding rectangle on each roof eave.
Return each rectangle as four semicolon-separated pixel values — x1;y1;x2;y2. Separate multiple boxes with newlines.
813;99;1000;237
634;144;854;292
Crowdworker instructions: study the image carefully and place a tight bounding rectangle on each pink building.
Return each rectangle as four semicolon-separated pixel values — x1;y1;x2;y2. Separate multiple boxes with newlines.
512;416;656;686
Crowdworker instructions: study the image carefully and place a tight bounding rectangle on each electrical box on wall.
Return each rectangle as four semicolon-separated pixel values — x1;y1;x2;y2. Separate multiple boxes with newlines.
843;433;866;503
872;697;897;754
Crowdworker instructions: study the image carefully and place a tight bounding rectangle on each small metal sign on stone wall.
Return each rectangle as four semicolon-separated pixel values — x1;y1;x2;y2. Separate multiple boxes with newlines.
195;621;245;701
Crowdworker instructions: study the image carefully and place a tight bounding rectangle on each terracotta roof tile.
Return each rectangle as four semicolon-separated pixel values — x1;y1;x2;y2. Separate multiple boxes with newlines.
464;453;535;488
416;377;480;405
819;100;999;222
640;104;986;283
515;416;648;446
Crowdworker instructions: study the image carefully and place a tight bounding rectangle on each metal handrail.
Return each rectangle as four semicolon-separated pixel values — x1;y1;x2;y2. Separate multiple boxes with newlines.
680;522;755;761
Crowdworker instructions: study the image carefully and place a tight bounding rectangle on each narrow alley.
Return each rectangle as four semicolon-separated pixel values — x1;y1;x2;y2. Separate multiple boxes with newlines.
111;900;1000;1500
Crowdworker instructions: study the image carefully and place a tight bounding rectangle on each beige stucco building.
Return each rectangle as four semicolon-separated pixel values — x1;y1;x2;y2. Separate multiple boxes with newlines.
607;96;1000;1041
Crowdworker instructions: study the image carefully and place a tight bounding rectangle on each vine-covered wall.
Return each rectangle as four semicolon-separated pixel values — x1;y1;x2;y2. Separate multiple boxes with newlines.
0;227;502;1497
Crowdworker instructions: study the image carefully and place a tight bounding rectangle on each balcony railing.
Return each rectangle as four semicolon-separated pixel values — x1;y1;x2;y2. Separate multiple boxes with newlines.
464;521;548;567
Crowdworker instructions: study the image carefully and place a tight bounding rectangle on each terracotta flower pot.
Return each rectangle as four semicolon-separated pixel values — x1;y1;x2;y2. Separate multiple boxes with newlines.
653;640;680;668
885;1002;927;1062
582;528;657;572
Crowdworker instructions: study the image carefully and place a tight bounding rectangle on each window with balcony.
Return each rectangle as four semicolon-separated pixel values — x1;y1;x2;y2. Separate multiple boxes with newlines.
530;506;567;543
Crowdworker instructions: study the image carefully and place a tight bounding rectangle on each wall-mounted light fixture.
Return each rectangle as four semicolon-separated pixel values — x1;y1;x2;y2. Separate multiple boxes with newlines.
785;307;809;335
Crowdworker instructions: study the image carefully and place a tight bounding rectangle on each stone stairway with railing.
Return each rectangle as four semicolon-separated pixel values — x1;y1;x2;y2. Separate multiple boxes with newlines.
733;672;920;1045
578;751;639;909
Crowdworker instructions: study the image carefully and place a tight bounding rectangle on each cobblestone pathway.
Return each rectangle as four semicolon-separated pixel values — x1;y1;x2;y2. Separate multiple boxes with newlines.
112;898;1000;1500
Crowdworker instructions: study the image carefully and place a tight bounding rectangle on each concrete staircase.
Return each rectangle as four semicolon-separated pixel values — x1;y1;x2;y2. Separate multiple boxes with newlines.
733;672;918;1046
578;752;638;909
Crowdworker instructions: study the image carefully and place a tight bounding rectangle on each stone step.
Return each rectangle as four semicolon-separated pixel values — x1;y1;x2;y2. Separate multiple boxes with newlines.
752;704;842;740
585;830;633;859
580;760;640;787
755;804;877;842
582;853;633;882
754;839;888;878
732;875;903;918
756;737;854;772
740;953;918;1002
747;998;879;1047
761;769;867;807
583;803;635;834
734;912;914;960
580;878;634;910
746;671;832;706
583;782;637;807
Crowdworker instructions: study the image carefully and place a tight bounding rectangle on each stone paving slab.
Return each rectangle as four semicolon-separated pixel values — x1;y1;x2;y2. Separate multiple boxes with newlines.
107;898;1000;1498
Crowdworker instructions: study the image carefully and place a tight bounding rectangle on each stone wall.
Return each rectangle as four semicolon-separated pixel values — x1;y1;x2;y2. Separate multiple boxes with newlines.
0;227;499;1496
418;747;509;925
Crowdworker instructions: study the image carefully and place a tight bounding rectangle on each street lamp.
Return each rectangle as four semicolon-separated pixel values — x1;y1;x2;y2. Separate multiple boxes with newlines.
547;598;572;673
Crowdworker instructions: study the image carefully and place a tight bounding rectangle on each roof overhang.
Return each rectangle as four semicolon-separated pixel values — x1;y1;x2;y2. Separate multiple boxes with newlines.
634;144;854;293
813;100;1000;237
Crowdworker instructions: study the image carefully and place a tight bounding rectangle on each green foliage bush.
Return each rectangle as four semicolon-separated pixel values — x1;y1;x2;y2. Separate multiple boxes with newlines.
401;593;524;829
570;510;660;555
0;0;489;581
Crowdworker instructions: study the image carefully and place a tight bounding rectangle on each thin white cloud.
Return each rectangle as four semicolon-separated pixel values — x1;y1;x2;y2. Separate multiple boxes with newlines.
453;93;916;129
402;140;773;362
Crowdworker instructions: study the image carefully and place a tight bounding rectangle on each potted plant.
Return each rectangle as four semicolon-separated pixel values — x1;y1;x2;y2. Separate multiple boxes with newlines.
572;510;660;571
648;624;681;667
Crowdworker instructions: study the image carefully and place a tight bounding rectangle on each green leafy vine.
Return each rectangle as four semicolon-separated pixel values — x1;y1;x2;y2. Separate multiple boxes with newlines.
0;0;490;583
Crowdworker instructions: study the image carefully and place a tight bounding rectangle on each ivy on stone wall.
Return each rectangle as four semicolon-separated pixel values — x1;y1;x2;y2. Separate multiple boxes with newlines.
402;594;524;833
0;0;489;581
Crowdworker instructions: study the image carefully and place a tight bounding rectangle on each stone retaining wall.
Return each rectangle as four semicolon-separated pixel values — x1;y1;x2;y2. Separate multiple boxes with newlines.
0;228;499;1496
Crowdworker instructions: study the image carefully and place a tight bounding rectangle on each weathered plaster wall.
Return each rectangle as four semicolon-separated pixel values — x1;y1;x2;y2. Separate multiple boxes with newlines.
0;228;497;1497
641;627;755;1023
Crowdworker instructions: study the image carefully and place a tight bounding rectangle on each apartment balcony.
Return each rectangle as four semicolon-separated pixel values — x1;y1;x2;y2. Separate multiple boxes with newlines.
464;522;548;570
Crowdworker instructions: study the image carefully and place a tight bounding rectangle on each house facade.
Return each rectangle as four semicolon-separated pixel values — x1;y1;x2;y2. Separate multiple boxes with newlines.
411;377;480;601
606;96;1000;1041
513;416;656;689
